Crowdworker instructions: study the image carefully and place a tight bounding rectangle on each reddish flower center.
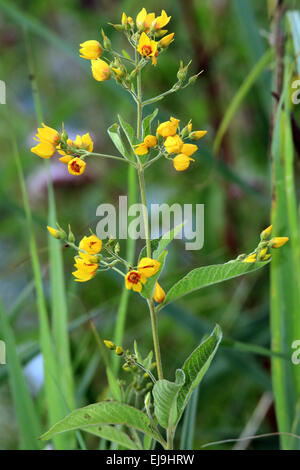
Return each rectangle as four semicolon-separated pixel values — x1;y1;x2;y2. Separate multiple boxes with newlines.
128;272;141;284
71;161;81;173
141;45;152;57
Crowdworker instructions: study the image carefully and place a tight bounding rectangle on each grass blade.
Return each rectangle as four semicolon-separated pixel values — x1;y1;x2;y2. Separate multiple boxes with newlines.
0;299;42;449
213;50;272;155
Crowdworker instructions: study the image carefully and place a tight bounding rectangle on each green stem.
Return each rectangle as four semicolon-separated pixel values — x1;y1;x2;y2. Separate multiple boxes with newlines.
81;151;136;166
135;56;164;382
137;67;143;140
166;428;174;450
147;299;164;381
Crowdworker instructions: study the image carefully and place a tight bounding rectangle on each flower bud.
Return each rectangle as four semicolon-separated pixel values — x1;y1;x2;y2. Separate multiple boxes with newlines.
260;225;272;241
101;29;111;50
68;224;75;243
47;225;67;240
115;346;124;356
270;237;289;248
159;33;174;48
61;129;68;142
153;283;166;303
144;392;152;416
190;130;207;140
104;340;116;350
177;61;191;82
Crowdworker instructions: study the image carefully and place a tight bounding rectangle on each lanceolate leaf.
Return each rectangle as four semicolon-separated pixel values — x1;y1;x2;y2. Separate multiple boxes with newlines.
177;325;222;422
153;369;185;430
83;424;141;450
107;123;130;160
138;222;184;262
118;114;136;149
40;401;165;446
158;260;270;310
142;108;158;138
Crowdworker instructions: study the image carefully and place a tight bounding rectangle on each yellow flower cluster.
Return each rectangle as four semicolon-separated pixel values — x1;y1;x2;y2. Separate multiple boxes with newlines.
31;124;94;176
243;225;289;263
125;257;160;293
79;8;174;83
73;235;103;282
135;9;173;66
134;135;157;155
157;117;207;171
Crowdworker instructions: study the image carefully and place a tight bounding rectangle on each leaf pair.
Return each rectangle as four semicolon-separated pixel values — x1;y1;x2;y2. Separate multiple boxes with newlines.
39;325;222;449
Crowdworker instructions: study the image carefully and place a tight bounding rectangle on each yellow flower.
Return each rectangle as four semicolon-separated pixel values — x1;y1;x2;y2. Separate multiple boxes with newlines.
173;154;194;171
72;256;98;282
181;143;198;157
79;235;102;254
164;135;183;154
31;141;56;159
153;282;165;303
190;130;207;140
68;157;86;176
136;8;155;30
155;10;171;29
137;32;158;66
134;143;149;155
91;59;111;81
159;33;174;48
144;135;157;148
157;117;180;137
125;270;146;292
72;270;97;282
270;237;289;248
59;155;73;164
79;252;100;264
138;257;161;277
35;123;60;146
134;135;157;155
79;40;102;60
243;254;257;263
74;256;99;273
260;225;272;240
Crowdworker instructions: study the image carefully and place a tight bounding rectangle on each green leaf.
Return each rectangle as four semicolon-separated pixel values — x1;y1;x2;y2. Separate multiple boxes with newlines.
118;114;136;147
153;223;184;259
140;251;167;299
40;401;165;446
107;123;130;160
177;325;222;421
83;424;140;450
106;367;123;402
0;299;42;449
142;109;158;139
138;222;184;262
159;260;270;310
153;369;185;430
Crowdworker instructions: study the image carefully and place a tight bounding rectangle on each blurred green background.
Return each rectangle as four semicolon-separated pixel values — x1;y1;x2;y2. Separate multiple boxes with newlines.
0;0;299;450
